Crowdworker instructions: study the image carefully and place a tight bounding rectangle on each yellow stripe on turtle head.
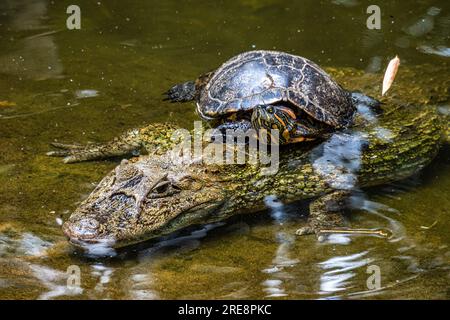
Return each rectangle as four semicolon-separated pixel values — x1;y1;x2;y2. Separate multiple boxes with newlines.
274;114;286;128
277;106;297;120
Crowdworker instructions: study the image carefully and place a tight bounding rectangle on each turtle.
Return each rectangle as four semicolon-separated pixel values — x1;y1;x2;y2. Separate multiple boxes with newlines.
165;50;378;144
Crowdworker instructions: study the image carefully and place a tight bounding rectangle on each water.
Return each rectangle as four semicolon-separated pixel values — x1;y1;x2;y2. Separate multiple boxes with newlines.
0;0;449;299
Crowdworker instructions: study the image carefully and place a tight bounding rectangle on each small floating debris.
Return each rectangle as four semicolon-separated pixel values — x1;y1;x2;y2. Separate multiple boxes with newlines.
417;45;450;58
0;100;16;108
318;228;391;238
437;105;450;116
19;233;53;257
332;0;359;7
382;55;400;96
55;218;63;226
420;220;438;230
120;39;138;47
120;103;133;109
26;29;63;40
405;16;434;37
75;89;99;99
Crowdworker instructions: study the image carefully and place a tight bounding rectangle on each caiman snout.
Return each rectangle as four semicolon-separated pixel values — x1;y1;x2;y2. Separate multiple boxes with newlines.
63;217;100;242
61;154;226;248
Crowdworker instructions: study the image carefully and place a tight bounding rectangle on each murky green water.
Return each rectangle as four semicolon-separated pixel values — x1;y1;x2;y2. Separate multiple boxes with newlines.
1;0;449;299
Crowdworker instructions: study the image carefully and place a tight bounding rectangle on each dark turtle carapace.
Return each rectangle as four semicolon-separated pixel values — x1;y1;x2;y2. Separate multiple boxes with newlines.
165;50;378;144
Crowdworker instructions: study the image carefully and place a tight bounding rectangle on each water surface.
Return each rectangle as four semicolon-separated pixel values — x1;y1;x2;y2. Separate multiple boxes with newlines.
0;0;449;299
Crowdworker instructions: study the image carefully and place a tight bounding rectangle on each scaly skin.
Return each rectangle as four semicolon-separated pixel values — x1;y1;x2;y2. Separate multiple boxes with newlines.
47;123;179;163
55;102;445;248
48;65;449;248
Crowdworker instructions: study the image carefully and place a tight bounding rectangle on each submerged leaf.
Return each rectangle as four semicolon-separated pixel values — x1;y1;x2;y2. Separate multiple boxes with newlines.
0;101;16;108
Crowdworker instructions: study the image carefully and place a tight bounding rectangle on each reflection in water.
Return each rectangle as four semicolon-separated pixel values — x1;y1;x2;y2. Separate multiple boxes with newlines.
356;103;378;123
125;223;225;299
311;132;366;190
91;264;114;294
348;191;405;242
405;7;440;38
0;36;64;80
437;105;450;116
261;196;299;298
418;45;450;57
358;2;449;62
318;251;372;295
397;5;450;58
406;15;435;38
323;234;352;245
0;0;449;299
6;0;48;31
18;233;52;256
75;90;100;99
30;264;83;300
78;240;117;258
0;0;63;80
137;223;223;261
361;29;383;51
126;273;158;300
365;56;382;73
310;104;400;239
0;231;53;258
331;0;359;8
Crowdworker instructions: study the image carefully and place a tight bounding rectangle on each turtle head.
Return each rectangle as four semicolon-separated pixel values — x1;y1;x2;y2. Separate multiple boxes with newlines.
251;105;298;144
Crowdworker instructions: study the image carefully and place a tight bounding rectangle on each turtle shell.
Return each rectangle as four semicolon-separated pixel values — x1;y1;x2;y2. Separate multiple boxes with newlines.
197;50;355;128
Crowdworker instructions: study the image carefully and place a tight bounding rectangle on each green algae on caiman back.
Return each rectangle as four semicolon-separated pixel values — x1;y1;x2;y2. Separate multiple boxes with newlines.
56;102;446;248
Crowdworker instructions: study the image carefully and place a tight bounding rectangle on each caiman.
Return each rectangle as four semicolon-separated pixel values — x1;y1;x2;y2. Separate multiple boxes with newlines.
47;64;450;248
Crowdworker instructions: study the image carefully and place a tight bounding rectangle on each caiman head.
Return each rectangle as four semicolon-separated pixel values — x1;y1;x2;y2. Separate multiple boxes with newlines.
63;156;227;248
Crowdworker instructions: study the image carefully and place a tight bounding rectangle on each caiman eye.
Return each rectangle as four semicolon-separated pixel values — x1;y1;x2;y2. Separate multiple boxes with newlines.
147;174;182;199
153;180;170;193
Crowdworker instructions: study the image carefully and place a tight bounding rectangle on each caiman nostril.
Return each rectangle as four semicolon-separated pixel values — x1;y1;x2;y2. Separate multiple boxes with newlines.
68;218;100;240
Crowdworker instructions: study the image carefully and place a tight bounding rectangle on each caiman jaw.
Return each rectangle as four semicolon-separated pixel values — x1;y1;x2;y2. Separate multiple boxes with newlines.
63;156;227;248
62;208;118;247
63;218;98;241
62;218;114;246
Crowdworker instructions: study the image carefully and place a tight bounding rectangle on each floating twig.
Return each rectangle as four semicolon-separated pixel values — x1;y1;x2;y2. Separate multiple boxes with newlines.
420;220;438;230
318;228;391;238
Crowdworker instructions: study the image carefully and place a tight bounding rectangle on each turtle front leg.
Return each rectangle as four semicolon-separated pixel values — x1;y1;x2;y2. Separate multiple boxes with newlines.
214;119;253;133
296;190;349;237
211;119;254;142
47;123;179;163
